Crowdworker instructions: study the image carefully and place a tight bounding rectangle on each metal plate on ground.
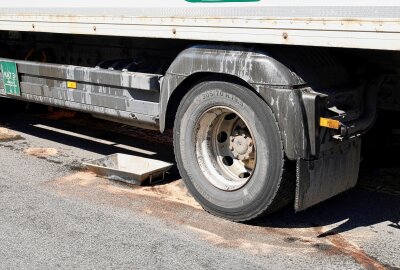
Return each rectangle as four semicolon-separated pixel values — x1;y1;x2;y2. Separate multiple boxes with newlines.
84;153;173;185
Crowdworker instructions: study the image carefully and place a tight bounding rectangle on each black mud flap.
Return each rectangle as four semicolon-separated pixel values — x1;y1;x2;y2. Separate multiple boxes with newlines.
295;139;361;211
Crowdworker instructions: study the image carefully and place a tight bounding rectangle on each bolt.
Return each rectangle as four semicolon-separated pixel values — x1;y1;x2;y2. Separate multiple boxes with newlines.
282;32;288;39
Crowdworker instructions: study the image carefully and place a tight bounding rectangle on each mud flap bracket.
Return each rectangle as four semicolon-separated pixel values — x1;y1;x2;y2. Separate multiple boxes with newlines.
295;138;361;211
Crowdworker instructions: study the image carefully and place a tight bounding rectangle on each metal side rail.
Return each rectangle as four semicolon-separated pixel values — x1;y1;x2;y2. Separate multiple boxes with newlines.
0;59;162;129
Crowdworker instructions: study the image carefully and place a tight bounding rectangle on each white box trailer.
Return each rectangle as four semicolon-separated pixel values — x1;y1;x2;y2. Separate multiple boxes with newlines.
0;0;400;50
1;1;400;50
0;0;399;221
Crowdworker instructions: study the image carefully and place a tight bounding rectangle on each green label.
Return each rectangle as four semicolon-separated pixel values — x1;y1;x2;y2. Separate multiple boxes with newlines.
0;61;20;96
186;0;259;2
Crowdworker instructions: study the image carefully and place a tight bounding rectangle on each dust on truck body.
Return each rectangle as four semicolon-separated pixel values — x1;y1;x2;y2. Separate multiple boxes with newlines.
1;0;399;221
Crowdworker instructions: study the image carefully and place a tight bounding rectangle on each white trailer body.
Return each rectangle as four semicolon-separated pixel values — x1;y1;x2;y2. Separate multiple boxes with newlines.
1;0;400;50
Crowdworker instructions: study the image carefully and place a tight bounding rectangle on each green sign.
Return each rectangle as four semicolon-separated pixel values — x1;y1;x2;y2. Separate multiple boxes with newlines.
186;0;259;2
0;61;20;96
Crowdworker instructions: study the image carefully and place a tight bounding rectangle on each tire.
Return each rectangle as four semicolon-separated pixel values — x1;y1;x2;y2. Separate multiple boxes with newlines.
173;78;294;222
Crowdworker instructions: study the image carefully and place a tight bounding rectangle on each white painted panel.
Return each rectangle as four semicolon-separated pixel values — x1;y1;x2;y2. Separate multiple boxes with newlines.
1;2;400;51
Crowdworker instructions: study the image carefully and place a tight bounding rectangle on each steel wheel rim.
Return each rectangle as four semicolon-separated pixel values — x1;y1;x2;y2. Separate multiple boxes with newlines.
195;106;257;191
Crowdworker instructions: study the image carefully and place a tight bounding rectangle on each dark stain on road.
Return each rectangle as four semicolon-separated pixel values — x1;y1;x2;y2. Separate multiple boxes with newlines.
313;226;389;270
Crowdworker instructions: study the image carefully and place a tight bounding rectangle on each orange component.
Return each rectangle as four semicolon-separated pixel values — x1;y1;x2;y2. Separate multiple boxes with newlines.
320;117;341;130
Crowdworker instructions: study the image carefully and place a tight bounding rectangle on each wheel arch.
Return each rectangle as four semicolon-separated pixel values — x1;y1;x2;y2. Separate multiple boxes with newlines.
160;44;316;161
160;44;305;131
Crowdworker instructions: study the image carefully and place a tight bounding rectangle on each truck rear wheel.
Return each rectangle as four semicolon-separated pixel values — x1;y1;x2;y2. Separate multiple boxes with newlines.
173;79;294;221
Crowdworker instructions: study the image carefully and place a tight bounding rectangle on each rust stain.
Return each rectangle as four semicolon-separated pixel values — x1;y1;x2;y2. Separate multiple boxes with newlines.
24;147;58;158
184;225;280;255
0;127;24;142
106;178;202;210
314;227;388;270
49;171;200;209
44;171;322;256
56;171;98;186
44;171;394;262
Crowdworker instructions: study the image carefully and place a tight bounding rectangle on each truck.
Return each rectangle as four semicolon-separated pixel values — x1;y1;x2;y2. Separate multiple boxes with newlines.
0;0;399;221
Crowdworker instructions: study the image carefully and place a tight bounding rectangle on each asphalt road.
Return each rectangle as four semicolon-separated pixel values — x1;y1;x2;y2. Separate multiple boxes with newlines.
0;103;399;270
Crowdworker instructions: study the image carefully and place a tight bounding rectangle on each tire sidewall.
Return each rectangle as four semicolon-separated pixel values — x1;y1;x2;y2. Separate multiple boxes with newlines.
174;80;284;219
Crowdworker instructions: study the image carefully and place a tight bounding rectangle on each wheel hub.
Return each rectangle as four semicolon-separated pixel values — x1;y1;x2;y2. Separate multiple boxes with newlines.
229;131;254;161
195;106;257;191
